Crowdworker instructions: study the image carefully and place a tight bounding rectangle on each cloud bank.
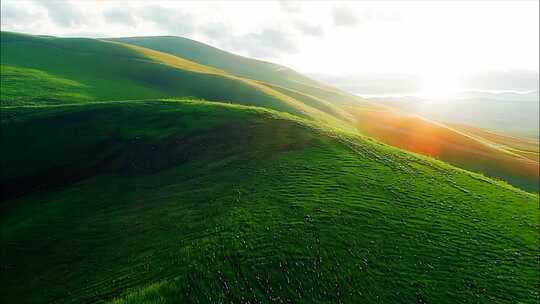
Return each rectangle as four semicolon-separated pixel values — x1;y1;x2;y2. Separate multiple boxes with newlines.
1;0;538;95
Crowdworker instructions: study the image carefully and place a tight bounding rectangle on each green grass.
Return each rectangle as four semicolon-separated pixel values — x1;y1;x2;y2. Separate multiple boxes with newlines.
108;36;371;106
1;31;538;304
108;36;327;89
0;31;352;130
107;34;540;193
1;100;538;303
0;65;92;105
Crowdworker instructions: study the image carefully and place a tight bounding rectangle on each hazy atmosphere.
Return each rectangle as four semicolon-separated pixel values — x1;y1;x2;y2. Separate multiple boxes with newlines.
2;0;539;96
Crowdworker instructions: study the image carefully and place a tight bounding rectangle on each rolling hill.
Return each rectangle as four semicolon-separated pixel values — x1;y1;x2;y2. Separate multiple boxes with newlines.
108;36;324;88
448;123;539;162
1;100;538;303
106;35;540;192
3;31;536;192
350;106;539;192
108;36;361;105
0;31;351;130
1;31;539;303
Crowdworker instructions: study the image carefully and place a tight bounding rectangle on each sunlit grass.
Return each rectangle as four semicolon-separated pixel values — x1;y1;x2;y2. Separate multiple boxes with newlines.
1;100;538;303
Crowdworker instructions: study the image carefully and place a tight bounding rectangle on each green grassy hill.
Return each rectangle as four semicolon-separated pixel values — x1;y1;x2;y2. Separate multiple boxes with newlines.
108;36;330;91
106;35;540;193
0;31;350;130
1;100;538;303
108;36;370;106
5;31;535;191
1;31;539;303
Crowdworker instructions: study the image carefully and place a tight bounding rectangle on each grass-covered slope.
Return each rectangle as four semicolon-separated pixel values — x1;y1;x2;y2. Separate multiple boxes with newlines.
5;31;535;192
0;65;92;104
108;36;327;90
351;107;540;192
449;123;539;162
0;31;350;129
108;36;370;107
1;100;538;303
107;34;540;192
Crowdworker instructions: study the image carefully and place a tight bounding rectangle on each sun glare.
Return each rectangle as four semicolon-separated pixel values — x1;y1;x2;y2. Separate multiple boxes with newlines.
419;72;458;100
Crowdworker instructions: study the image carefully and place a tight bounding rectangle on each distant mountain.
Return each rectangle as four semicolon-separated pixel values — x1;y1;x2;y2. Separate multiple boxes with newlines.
366;90;540;104
367;92;540;140
454;90;540;102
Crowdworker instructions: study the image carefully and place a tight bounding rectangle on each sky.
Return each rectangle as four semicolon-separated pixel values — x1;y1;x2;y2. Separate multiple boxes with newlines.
1;0;539;97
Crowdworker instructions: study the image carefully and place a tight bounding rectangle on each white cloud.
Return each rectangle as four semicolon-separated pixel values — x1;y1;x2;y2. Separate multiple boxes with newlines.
34;0;89;27
0;1;47;32
139;5;194;36
103;8;136;26
294;21;324;37
0;0;538;85
226;29;298;58
332;6;359;27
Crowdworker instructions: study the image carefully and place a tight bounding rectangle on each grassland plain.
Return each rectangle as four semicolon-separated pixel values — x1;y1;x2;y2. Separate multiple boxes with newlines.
0;100;538;303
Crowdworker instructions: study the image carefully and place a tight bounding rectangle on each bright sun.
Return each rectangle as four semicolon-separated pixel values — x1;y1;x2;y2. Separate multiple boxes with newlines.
419;72;458;100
